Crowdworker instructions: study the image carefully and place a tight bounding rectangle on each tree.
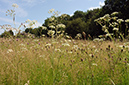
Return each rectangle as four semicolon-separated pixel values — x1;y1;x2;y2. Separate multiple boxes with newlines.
66;18;87;38
103;0;129;19
71;10;86;21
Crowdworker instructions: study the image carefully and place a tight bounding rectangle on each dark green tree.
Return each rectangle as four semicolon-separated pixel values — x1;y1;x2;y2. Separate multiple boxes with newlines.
66;18;87;38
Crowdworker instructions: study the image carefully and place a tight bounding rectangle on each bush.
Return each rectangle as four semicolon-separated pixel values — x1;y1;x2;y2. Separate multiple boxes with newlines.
0;30;14;38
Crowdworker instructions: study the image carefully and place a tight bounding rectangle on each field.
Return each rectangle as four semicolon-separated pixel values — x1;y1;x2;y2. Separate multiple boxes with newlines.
0;38;129;85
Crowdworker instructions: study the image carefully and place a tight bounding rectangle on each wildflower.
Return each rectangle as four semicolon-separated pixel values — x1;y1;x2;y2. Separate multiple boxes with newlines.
45;43;51;47
75;33;82;39
103;14;110;20
49;25;55;29
41;26;47;30
125;19;129;23
93;38;100;42
81;58;83;62
68;51;72;54
48;9;55;14
19;43;25;47
42;34;45;37
98;35;104;38
24;80;30;85
112;17;118;20
111;12;119;16
113;28;119;31
65;35;71;39
89;54;92;57
47;30;55;36
55;49;61;52
26;19;31;23
12;3;19;8
7;49;13;53
62;43;70;46
56;24;66;29
92;63;98;66
72;45;78;50
117;19;124;23
118;45;123;48
105;33;113;37
21;47;28;52
49;17;55;22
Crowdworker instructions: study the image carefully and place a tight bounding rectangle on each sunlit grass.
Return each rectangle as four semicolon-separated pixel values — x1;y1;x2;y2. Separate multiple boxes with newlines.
0;38;129;85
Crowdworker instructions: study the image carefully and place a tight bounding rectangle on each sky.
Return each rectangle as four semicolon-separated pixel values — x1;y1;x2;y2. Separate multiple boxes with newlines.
0;0;105;34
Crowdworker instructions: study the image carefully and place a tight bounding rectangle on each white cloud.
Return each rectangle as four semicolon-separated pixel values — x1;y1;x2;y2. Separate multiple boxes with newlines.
99;1;105;7
89;1;105;10
0;17;21;25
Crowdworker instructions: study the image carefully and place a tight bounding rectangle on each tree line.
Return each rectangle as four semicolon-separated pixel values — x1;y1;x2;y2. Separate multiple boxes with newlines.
1;0;129;39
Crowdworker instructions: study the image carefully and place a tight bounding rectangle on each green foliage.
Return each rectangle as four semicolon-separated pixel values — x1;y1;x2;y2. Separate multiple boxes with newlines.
66;18;87;38
25;27;47;37
0;30;14;38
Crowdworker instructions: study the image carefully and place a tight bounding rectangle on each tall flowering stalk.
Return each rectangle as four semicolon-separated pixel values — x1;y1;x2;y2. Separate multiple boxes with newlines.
6;3;18;30
94;12;126;41
47;9;66;38
0;3;26;35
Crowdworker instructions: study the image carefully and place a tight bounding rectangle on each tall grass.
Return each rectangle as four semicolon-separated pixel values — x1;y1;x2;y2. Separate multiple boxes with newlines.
0;38;129;85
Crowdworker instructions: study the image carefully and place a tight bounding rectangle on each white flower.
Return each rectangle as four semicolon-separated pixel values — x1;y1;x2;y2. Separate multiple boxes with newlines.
111;12;119;16
49;17;55;22
106;33;113;37
48;9;55;14
49;25;55;29
42;34;45;37
118;45;123;48
12;3;19;8
93;38;100;41
55;49;61;52
56;24;66;29
26;19;31;23
65;35;71;39
47;30;55;36
24;80;30;85
45;43;51;47
113;28;119;31
72;45;79;50
89;54;92;57
125;19;129;23
103;14;110;20
19;43;25;47
92;63;98;66
68;51;72;54
7;49;13;53
41;26;47;30
75;33;82;39
62;43;70;46
117;19;124;23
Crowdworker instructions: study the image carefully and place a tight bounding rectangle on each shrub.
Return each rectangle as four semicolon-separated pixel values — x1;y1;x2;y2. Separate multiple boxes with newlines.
0;30;14;38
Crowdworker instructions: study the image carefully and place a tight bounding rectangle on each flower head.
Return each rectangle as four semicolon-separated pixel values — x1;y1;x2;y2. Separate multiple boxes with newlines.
56;24;66;29
47;30;55;36
12;3;19;8
125;19;129;23
113;28;119;31
111;12;119;16
49;25;55;29
117;19;124;23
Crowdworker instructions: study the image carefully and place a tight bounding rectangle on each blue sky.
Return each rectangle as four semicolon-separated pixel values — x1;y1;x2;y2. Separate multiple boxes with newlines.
0;0;105;34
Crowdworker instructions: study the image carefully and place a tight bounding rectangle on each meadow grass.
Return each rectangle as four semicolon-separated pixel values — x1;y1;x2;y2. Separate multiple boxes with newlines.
0;38;129;85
